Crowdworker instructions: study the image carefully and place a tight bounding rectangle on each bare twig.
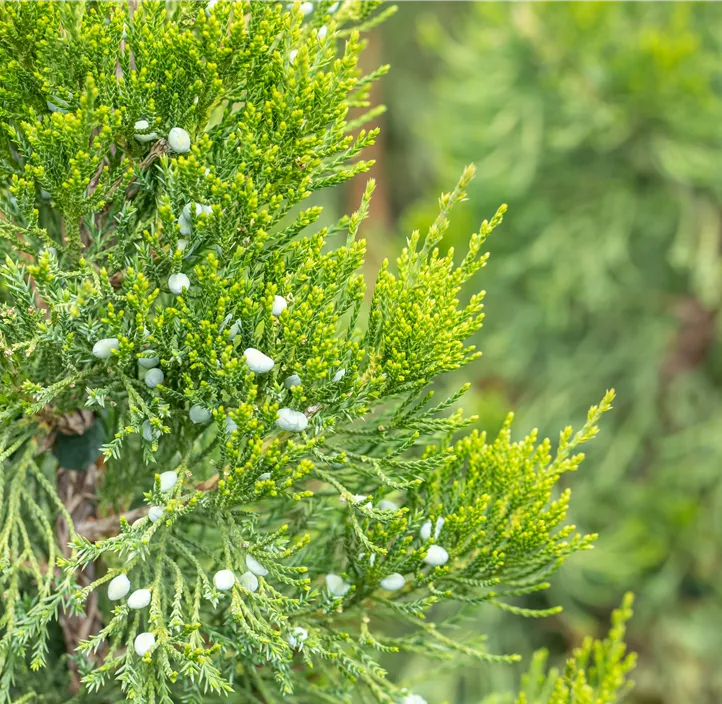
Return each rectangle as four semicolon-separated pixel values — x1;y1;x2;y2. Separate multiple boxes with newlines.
56;463;104;692
101;138;167;204
75;505;149;541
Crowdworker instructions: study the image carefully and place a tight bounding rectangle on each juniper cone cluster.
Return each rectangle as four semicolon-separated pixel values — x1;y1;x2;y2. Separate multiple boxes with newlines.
0;2;634;703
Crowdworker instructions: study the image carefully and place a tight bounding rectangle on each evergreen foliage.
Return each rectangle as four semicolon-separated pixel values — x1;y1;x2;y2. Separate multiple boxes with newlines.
481;594;636;704
0;2;634;702
409;3;722;702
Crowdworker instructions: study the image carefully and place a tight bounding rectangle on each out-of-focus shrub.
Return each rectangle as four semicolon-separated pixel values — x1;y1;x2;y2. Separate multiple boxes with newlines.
395;3;722;703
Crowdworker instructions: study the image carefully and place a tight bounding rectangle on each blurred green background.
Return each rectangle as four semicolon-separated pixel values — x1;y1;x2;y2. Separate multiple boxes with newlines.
340;2;722;703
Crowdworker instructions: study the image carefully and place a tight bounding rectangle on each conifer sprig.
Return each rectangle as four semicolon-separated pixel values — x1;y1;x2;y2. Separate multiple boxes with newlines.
510;594;636;704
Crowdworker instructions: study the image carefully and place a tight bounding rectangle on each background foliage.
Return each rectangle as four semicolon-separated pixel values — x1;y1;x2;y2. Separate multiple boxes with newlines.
371;2;722;703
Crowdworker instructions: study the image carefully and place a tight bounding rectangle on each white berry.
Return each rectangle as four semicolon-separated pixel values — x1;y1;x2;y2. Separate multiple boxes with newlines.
289;49;298;65
328;1;339;12
213;569;235;591
420;517;445;541
226;415;238;433
92;337;119;359
133;119;157;143
138;356;159;369
271;295;287;317
325;573;351;597
380;573;405;591
141;420;153;441
378;499;399;511
144;367;164;388
258;472;272;481
276;408;308;432
159;471;177;492
402;695;428;704
317;25;328;40
243;348;275;374
300;2;314;15
245;554;269;576
423;545;449;567
107;574;130;601
127;588;152;610
168;127;191;153
189;405;211;424
134;631;155;656
178;202;212;235
148;506;164;522
332;368;345;382
359;551;376;567
284;373;302;388
287;626;308;648
239;571;259;592
168;273;190;295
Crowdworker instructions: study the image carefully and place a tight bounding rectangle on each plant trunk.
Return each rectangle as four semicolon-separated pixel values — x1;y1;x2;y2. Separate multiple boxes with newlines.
55;461;104;693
